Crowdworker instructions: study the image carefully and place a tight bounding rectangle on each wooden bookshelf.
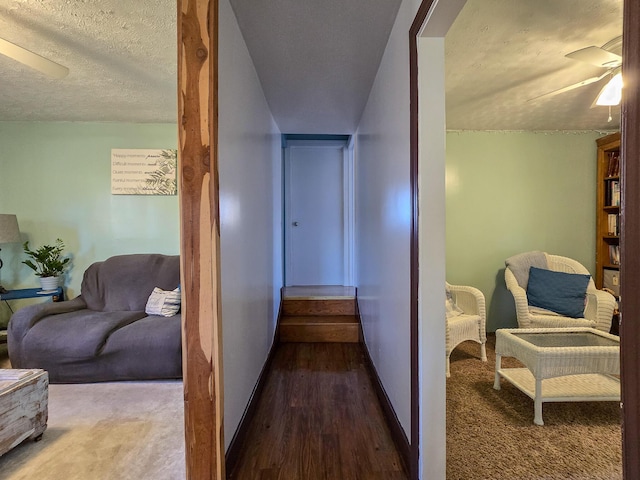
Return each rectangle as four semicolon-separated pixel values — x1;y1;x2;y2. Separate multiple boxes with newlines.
595;132;621;296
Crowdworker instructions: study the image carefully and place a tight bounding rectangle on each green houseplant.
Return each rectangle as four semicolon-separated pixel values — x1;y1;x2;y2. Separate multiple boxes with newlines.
22;238;70;291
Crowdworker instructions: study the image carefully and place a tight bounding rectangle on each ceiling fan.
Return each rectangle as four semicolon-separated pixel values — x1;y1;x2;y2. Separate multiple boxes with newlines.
0;37;68;79
530;36;622;106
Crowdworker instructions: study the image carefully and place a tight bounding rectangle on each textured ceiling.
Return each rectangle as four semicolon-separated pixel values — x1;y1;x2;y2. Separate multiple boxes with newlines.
446;0;623;131
0;0;177;123
0;0;625;131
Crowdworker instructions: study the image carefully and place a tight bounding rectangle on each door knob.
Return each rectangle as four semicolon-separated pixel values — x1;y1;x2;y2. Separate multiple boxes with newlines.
292;221;299;227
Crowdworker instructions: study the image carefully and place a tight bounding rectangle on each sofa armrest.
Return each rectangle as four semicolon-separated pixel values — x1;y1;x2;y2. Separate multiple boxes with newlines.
7;296;88;365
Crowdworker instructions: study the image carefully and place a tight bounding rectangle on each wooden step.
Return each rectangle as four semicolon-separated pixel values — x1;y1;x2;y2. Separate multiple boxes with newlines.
279;315;360;343
282;298;356;316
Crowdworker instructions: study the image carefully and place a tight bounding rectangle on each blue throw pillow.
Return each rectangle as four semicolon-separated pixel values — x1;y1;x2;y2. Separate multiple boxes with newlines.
526;267;591;318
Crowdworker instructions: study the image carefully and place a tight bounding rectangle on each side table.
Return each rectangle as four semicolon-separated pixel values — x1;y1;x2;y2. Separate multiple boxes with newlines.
0;287;65;345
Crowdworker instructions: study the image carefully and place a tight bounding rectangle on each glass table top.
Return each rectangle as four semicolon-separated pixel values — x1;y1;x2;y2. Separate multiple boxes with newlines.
512;331;619;348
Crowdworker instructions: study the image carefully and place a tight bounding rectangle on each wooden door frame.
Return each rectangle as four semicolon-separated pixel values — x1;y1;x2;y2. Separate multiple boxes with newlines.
409;5;429;479
621;0;640;476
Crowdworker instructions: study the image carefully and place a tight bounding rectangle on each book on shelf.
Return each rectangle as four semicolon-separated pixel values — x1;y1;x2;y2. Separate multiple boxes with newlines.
609;244;620;265
606;180;621;206
607;213;619;236
607;151;620;178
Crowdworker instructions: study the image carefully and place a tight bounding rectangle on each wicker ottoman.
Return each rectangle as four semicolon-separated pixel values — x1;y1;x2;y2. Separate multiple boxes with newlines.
493;327;620;425
0;369;48;456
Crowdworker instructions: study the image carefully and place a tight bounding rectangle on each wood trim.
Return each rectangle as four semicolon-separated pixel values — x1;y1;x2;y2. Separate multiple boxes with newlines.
177;1;224;478
358;299;411;476
621;0;640;476
408;2;436;479
225;319;281;476
226;290;284;474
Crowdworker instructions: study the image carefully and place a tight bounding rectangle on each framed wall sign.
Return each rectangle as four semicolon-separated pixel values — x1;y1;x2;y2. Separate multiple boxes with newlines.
111;149;177;195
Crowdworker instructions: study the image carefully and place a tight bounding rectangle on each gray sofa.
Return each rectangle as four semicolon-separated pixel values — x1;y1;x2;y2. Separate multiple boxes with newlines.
8;254;182;383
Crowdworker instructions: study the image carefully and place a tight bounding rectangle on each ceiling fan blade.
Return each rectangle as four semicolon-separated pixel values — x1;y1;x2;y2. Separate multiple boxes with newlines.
566;46;622;68
528;71;610;102
0;37;69;79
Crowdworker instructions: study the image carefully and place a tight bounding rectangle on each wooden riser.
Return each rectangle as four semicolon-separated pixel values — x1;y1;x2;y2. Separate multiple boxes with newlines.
279;323;360;343
279;315;360;343
282;299;356;316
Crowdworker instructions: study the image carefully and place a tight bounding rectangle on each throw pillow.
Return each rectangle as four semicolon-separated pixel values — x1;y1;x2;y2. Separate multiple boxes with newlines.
145;286;181;317
445;286;464;319
526;267;590;318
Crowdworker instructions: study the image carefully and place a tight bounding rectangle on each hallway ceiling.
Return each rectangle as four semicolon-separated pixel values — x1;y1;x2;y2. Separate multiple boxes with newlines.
0;0;623;132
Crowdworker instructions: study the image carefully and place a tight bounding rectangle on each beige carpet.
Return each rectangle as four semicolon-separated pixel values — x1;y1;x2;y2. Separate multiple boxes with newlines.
0;380;185;480
447;335;622;480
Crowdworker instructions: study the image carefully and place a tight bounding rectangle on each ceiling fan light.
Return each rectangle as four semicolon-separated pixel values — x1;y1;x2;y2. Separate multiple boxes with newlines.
596;72;623;106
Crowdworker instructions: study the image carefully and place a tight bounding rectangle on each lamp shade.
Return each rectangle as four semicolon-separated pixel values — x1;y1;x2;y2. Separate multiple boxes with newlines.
595;72;623;106
0;214;21;244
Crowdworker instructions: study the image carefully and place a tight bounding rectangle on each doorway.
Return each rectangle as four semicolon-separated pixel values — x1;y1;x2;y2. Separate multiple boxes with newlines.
283;134;354;287
412;0;639;477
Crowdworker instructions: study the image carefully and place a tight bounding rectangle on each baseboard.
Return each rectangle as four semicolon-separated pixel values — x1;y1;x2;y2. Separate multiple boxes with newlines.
225;297;282;476
357;295;411;476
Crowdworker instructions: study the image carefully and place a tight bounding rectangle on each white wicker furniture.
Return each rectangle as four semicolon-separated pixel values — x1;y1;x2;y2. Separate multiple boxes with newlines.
493;327;620;425
446;282;487;377
505;253;616;331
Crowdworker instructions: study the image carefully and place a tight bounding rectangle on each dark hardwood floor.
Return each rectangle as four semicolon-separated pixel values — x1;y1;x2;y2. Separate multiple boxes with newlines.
228;342;408;480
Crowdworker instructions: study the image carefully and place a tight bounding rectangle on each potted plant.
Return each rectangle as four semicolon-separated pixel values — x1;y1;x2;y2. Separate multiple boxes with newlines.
22;238;70;291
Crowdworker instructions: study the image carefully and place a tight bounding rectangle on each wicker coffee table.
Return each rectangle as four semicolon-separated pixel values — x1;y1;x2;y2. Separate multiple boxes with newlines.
493;327;620;425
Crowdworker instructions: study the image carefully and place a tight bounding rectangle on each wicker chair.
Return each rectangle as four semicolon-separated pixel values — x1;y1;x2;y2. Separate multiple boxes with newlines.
505;253;616;332
446;282;487;377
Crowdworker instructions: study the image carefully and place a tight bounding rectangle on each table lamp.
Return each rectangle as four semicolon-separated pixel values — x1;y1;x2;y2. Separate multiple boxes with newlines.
0;214;21;293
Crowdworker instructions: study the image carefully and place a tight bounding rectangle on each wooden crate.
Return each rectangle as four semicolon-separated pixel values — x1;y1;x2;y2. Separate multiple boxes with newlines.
0;369;48;456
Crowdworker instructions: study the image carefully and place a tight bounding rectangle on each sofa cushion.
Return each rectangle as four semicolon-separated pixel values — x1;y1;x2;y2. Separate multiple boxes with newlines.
527;266;590;318
81;254;180;312
100;315;182;380
23;310;146;359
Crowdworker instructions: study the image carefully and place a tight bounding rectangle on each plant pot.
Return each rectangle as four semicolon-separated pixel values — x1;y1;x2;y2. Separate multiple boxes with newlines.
39;276;59;292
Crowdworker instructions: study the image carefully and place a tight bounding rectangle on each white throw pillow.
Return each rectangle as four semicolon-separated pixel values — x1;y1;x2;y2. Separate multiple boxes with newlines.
145;286;181;317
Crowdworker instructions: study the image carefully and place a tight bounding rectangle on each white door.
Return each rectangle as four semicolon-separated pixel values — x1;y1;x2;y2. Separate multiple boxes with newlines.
285;143;345;286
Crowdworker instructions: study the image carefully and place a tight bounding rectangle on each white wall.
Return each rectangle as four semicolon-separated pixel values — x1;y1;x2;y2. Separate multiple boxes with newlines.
218;0;282;449
355;0;421;446
356;1;466;477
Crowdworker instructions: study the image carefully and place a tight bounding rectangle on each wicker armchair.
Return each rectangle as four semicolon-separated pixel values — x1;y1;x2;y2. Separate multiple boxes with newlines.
505;253;616;332
446;282;487;377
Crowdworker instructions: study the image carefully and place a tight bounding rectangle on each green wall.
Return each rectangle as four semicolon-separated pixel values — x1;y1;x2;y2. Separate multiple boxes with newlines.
446;131;607;331
0;122;178;327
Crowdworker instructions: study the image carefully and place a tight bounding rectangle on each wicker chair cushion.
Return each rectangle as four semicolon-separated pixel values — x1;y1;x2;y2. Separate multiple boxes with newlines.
527;267;590;318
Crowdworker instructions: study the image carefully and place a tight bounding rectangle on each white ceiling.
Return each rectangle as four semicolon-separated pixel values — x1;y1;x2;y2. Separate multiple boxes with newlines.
228;0;402;134
446;0;623;131
0;0;624;132
0;0;177;123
